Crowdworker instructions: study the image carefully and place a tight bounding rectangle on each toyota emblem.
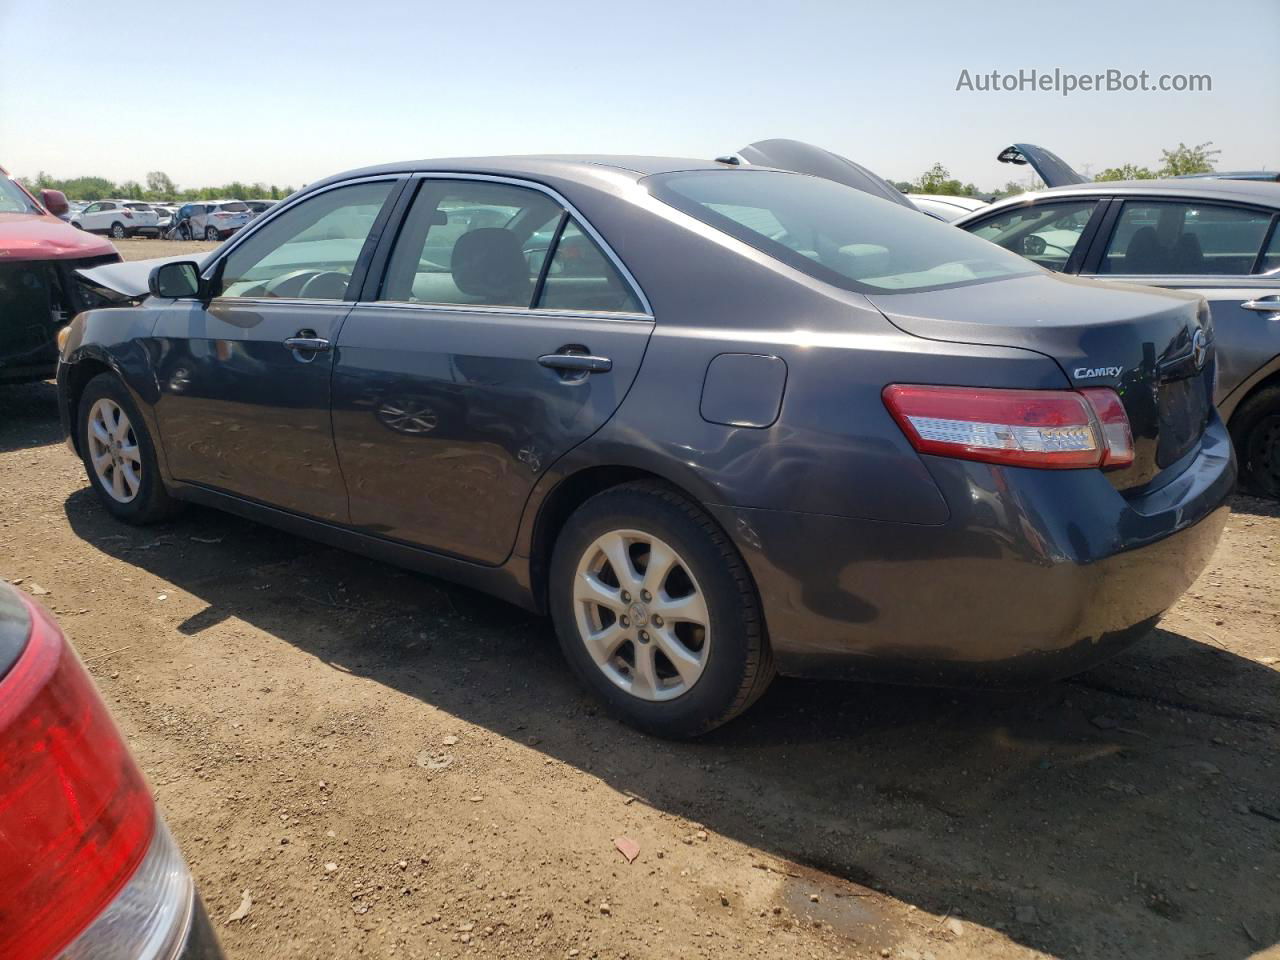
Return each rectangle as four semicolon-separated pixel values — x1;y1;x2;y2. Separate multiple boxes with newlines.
1191;329;1209;371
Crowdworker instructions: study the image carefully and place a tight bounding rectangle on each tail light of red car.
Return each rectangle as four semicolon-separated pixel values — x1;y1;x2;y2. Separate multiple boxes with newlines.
882;384;1134;470
0;595;196;960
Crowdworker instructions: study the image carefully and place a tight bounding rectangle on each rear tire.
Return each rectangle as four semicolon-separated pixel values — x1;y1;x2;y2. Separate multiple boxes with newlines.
1231;385;1280;499
549;481;774;738
205;226;220;241
110;222;126;239
77;373;180;524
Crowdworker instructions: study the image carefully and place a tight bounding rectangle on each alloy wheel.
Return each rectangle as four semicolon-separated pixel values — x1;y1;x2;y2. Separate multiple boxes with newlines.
111;223;125;238
572;529;710;702
86;398;142;503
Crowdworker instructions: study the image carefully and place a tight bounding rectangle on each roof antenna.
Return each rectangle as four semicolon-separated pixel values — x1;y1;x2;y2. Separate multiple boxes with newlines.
714;154;742;166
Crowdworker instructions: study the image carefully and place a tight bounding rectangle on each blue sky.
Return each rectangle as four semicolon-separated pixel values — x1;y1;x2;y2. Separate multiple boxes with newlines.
2;0;1277;190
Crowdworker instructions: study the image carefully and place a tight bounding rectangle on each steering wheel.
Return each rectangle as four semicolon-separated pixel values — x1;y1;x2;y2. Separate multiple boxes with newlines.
299;271;350;299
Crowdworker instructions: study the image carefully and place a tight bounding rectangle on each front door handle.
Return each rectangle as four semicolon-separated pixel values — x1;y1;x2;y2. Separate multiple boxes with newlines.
1241;296;1280;314
537;353;612;374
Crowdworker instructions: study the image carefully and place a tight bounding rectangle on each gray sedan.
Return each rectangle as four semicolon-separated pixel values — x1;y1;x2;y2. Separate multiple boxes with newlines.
57;156;1232;736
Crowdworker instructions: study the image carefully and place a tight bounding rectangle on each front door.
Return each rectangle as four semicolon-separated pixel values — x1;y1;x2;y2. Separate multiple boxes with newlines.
332;176;654;565
149;178;401;521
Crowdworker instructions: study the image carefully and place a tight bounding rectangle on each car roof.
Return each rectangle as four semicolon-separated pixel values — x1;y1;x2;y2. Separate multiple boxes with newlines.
969;177;1280;219
311;155;742;191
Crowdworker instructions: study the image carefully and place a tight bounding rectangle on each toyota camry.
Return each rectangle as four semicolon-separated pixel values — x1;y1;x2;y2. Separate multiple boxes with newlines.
56;155;1233;736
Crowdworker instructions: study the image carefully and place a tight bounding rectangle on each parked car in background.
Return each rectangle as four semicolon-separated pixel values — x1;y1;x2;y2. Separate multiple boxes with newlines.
0;583;223;958
59;155;1231;736
953;149;1280;497
152;204;177;234
0;164;119;384
72;199;160;238
907;193;989;222
244;199;278;218
169;200;251;241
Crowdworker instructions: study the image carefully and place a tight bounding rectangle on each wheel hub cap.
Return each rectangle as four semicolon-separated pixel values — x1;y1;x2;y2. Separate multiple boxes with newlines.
572;529;710;702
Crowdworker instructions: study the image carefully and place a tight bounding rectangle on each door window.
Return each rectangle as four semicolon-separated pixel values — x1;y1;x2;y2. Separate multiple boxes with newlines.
968;200;1099;272
1098;201;1273;276
538;219;643;313
1254;222;1280;274
380;180;563;308
216;180;394;300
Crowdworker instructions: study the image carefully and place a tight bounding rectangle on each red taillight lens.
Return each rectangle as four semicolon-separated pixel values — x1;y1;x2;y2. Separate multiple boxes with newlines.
121;211;134;219
883;384;1133;470
0;596;155;960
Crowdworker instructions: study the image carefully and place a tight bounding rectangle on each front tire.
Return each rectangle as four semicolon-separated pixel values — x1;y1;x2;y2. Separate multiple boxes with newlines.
77;373;179;524
1231;385;1280;498
549;481;773;737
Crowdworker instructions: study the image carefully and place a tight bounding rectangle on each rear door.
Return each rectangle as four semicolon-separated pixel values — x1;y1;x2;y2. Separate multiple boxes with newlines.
1080;197;1280;410
149;177;402;521
332;175;654;565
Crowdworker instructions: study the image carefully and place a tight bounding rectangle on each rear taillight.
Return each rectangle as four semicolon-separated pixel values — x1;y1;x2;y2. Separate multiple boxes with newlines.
883;384;1134;470
122;211;134;219
0;596;156;958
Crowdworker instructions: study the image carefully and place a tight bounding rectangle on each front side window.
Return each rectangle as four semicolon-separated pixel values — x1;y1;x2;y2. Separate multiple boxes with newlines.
1099;201;1273;276
969;200;1099;272
217;180;394;300
0;173;36;214
648;170;1036;293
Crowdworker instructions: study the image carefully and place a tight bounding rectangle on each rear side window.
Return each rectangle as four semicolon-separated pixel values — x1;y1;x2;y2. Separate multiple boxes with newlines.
968;200;1099;272
217;180;394;300
648;170;1035;293
380;180;642;313
1098;201;1273;276
539;220;643;313
1255;223;1280;274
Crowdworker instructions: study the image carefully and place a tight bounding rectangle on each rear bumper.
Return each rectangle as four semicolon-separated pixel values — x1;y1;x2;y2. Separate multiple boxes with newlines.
711;414;1235;685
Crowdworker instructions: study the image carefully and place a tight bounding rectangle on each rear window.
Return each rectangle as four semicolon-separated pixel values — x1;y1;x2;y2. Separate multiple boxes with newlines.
219;202;249;212
648;170;1035;293
124;202;152;211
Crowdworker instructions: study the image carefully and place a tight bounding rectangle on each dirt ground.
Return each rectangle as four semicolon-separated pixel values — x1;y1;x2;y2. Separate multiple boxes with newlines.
2;242;1278;959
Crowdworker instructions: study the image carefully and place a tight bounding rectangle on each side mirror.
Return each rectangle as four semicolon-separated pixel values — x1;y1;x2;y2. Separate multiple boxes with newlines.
40;189;70;217
149;261;201;299
1022;234;1047;257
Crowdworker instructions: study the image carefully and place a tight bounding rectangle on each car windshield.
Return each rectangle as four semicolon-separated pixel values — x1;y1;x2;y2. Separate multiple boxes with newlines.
648;170;1036;293
0;172;37;214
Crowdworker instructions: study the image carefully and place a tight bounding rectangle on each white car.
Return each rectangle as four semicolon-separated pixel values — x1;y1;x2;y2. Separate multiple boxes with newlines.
71;200;161;238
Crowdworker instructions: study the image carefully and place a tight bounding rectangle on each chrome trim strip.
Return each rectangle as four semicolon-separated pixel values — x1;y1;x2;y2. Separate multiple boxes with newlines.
352;300;652;323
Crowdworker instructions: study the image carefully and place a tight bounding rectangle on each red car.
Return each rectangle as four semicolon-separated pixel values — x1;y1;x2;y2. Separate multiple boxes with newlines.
0;165;120;385
0;583;222;959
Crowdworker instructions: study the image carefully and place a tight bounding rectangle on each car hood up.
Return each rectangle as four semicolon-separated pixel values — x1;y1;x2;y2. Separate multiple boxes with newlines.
996;143;1089;188
0;211;117;262
736;139;922;211
868;272;1215;491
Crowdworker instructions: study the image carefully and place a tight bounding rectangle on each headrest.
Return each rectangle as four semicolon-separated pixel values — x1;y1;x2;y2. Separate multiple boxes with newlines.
451;228;528;301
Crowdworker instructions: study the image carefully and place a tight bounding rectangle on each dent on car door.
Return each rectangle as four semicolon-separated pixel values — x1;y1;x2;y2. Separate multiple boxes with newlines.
1081;199;1280;408
148;178;401;520
332;176;654;565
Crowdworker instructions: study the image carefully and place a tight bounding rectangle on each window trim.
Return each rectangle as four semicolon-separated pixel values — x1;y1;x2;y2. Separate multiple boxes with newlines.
1081;196;1280;279
199;174;410;304
361;172;653;318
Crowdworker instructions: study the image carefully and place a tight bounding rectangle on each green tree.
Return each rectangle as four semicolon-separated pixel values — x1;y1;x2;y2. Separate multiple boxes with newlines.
1158;141;1220;177
145;170;177;197
1094;163;1157;182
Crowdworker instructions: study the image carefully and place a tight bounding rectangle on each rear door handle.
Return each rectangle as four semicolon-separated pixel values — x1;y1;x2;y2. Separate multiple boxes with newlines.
284;335;332;352
537;353;612;374
1241;297;1280;314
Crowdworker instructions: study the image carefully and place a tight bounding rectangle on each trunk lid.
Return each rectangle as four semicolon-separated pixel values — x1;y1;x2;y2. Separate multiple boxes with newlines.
867;273;1215;490
996;143;1089;188
736;139;923;212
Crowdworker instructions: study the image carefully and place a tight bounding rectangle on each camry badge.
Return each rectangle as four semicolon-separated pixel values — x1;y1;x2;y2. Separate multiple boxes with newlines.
1073;365;1123;379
